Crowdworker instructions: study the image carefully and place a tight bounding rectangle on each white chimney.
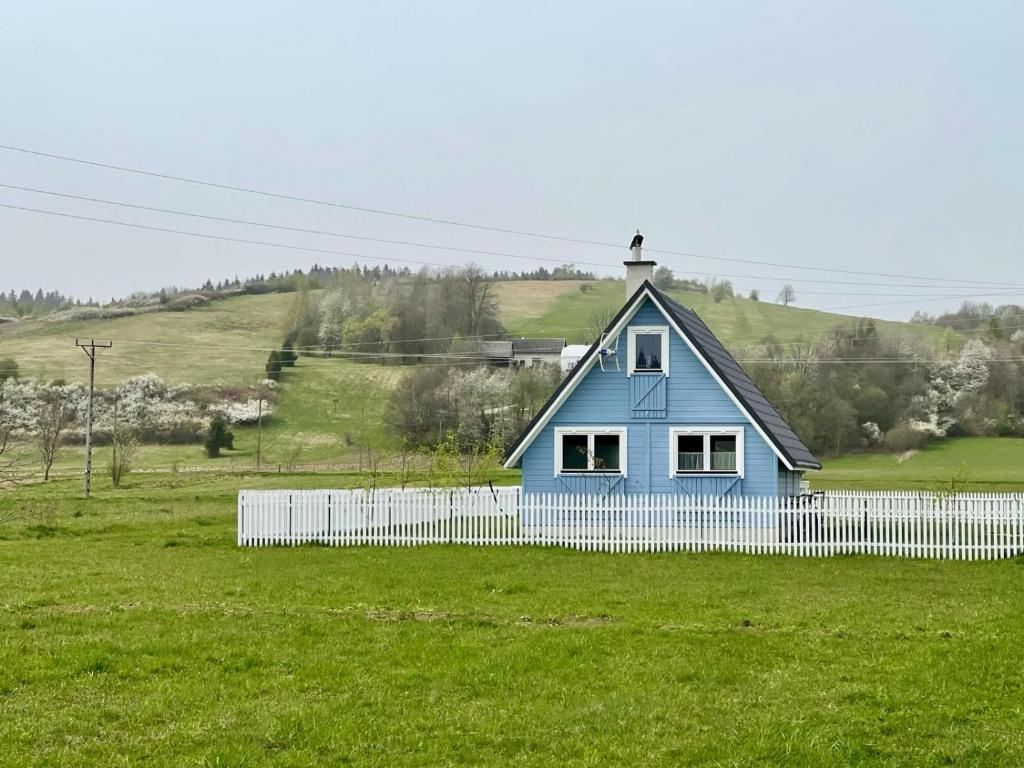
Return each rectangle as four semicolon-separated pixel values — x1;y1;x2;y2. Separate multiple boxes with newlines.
624;229;655;298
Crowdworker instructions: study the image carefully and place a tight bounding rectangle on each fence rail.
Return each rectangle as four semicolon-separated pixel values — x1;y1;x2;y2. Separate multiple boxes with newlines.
237;488;1024;560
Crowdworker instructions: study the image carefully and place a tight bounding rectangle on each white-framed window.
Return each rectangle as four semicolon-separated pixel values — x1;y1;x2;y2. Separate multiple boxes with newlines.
554;427;628;476
627;326;669;376
669;427;744;477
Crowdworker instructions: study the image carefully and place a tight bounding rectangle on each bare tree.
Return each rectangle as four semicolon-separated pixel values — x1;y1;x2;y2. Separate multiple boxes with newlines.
585;307;616;344
395;437;414;489
1;409;35;523
109;400;138;489
777;284;797;307
457;265;498;337
37;392;72;481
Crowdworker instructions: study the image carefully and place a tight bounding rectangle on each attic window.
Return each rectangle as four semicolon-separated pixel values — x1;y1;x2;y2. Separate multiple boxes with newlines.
554;427;627;476
669;427;744;477
627;326;669;376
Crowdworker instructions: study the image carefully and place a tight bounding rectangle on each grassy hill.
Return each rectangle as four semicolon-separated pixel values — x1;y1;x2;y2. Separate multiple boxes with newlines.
497;280;958;351
45;357;403;475
0;292;299;387
2;280;957;387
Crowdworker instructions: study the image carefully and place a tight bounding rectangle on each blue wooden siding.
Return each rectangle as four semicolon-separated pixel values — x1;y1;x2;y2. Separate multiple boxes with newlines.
778;466;804;496
519;299;794;497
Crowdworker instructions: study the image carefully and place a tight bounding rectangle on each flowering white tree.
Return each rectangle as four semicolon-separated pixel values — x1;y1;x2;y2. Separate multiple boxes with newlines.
214;398;274;425
910;340;992;436
447;368;514;446
0;374;264;440
947;339;991;395
0;396;34;501
317;291;348;352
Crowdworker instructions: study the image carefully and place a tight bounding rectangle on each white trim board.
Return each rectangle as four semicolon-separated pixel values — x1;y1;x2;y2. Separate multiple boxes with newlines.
503;284;798;471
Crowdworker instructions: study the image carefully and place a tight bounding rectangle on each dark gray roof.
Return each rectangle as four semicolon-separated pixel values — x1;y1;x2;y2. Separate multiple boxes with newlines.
469;341;513;358
511;338;565;355
504;281;820;471
648;286;821;470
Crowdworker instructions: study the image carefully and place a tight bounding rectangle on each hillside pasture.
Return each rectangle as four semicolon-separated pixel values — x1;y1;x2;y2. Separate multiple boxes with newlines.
1;282;958;389
42;356;406;475
0;292;299;387
500;279;958;351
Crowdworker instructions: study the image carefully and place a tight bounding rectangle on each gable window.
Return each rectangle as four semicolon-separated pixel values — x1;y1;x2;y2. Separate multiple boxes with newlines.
554;427;627;476
627;326;669;376
669;427;744;477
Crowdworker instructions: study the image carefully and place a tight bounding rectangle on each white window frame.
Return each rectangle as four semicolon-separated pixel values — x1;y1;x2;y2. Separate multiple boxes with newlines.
554;426;628;477
627;326;670;377
669;426;744;478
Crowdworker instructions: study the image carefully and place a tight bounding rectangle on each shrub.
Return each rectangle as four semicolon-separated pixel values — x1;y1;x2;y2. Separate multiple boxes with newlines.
108;427;138;488
0;357;18;382
265;351;282;381
204;416;234;458
882;424;931;452
711;281;734;303
280;338;298;367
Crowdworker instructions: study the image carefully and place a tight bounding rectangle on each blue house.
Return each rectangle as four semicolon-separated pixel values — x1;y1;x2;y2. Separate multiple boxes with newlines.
503;251;821;497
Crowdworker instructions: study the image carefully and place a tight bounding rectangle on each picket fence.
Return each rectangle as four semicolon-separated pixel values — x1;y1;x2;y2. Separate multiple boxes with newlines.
237;488;1024;560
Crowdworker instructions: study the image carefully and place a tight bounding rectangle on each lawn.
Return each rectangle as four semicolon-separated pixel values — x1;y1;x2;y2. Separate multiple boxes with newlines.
1;475;1023;766
814;437;1024;491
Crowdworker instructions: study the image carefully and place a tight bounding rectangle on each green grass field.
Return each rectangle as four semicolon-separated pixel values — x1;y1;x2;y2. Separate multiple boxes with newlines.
2;474;1023;766
814;438;1024;491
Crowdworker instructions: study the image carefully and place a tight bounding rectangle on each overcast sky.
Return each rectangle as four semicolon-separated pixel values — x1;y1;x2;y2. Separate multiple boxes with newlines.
2;1;1022;319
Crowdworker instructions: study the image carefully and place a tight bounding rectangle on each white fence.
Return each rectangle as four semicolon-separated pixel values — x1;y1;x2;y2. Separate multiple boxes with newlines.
237;488;1024;560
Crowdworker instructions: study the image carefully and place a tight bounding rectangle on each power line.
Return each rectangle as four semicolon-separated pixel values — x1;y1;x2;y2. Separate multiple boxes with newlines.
0;203;442;269
20;320;996;365
30;309;1010;357
0;183;617;270
6;184;1019;292
0;143;627;246
3;142;1022;290
828;291;1024;311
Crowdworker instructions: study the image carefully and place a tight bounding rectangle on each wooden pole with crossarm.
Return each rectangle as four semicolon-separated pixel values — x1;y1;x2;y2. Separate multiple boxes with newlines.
76;339;112;498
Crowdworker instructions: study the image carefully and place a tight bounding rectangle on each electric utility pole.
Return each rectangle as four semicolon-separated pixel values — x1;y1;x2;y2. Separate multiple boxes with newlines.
76;339;112;498
255;395;263;472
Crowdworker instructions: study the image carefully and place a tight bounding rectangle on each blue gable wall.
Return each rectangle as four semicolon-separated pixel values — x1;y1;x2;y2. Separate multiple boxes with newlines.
519;299;798;497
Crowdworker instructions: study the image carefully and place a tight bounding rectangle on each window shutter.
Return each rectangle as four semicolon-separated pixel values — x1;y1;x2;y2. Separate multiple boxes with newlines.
630;373;667;418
